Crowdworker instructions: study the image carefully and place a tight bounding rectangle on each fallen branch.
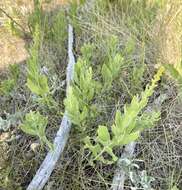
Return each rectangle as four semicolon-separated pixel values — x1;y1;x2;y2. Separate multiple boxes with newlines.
111;142;136;190
0;7;29;37
27;24;75;190
111;94;167;190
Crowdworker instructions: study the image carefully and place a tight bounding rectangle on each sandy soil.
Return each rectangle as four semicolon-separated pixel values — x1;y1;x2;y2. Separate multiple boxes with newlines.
0;0;69;70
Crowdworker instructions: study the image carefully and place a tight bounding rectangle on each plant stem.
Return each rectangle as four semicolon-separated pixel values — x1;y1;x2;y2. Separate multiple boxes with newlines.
0;8;28;35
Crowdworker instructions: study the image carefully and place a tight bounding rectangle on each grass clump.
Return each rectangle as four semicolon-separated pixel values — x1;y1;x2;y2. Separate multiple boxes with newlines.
0;64;20;95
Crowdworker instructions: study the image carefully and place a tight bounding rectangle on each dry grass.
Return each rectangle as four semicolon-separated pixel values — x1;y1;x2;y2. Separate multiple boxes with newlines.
140;96;182;188
142;1;182;188
0;27;28;69
153;0;182;65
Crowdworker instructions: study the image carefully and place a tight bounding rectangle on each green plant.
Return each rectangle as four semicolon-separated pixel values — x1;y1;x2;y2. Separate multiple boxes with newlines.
171;186;179;190
42;9;67;54
0;7;28;38
0;64;20;95
51;10;67;46
101;36;124;90
123;36;136;56
0;79;16;96
131;38;146;94
64;38;143;130
64;44;97;128
118;158;155;190
68;0;86;32
27;24;56;108
0;112;21;132
164;61;182;93
84;67;164;164
64;87;88;126
4;19;23;37
20;111;53;150
28;0;43;33
73;60;95;103
130;169;155;190
65;37;126;128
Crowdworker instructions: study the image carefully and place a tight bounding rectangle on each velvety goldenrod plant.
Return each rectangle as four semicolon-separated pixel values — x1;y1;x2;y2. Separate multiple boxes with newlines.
64;36;164;165
20;19;56;151
64;44;97;128
20;111;53;150
27;24;56;108
64;37;124;129
84;67;164;164
101;36;124;90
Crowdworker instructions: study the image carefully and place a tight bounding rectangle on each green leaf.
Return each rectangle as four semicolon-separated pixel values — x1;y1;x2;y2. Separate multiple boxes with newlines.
0;79;15;95
124;37;135;55
80;106;88;123
115;110;124;130
38;118;48;137
105;146;118;162
27;74;49;96
121;131;140;145
106;35;118;56
80;43;95;62
27;78;41;95
38;75;50;94
74;59;82;84
64;87;82;125
20;111;53;150
111;124;120;137
84;136;101;157
101;64;112;88
97;125;110;142
9;64;20;81
111;54;123;77
20;123;38;136
171;186;179;190
119;96;139;131
134;111;160;132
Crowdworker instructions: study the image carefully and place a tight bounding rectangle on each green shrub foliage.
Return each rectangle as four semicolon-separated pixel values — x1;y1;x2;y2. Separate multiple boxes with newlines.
20;111;53;150
84;67;164;164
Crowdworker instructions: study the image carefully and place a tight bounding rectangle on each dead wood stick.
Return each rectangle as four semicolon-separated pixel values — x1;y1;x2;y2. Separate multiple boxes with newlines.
27;24;75;190
111;142;136;190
